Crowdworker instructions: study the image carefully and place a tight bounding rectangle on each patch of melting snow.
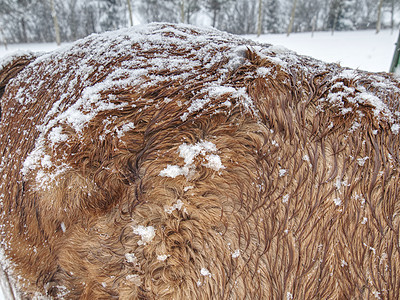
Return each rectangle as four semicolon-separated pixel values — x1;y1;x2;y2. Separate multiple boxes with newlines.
357;157;369;166
116;122;136;138
232;249;240;258
200;268;211;277
157;254;169;261
159;140;225;179
203;154;225;171
126;274;141;286
333;198;342;206
282;194;290;204
180;86;254;122
164;199;184;214
125;253;137;264
391;123;400;134
60;222;66;233
279;169;287;177
132;225;156;246
183;185;194;192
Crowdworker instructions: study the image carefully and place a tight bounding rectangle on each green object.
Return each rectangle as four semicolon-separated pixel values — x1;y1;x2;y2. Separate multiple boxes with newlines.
390;30;400;73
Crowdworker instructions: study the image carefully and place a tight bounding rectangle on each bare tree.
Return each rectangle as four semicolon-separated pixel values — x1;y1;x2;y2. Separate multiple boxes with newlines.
126;0;133;26
49;0;61;45
376;0;384;33
181;0;185;23
257;0;263;37
0;27;7;50
287;0;297;36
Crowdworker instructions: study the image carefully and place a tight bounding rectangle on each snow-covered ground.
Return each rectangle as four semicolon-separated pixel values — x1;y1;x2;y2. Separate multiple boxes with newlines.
245;29;398;73
0;28;398;73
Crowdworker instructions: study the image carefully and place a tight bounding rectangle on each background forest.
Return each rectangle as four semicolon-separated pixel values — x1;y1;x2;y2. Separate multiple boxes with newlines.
0;0;398;44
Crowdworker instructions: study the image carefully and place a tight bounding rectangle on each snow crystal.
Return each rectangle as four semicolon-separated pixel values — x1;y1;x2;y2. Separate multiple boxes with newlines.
200;268;211;277
334;178;348;191
125;253;137;264
222;100;232;107
183;185;194;192
179;141;216;165
256;67;272;77
116;122;136;138
349;121;361;133
358;91;389;117
333;198;342;206
372;291;381;300
282;194;290;204
287;292;293;300
164;199;184;214
356;157;369;166
60;222;66;233
157;254;169;261
232;249;240;258
279;169;287;177
126;274;141;286
203;154;225;171
159;165;189;178
340;69;358;79
268;45;292;54
0;50;36;70
361;217;368;224
132;225;156;245
48;126;68;144
207;86;238;98
181;86;254;122
159;140;225;179
391;124;400;134
341;107;353;115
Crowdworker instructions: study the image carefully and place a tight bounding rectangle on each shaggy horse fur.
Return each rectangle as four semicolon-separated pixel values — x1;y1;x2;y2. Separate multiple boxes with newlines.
0;23;400;299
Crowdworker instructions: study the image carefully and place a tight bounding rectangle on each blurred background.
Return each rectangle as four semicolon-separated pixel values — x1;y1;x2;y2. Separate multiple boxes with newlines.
0;1;399;72
0;0;398;43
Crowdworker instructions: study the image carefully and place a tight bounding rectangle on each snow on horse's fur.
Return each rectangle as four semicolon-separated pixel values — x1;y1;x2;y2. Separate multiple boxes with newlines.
0;23;400;299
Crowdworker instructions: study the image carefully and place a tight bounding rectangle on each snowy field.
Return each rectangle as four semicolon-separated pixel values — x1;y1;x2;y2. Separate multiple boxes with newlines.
0;28;398;73
245;29;398;73
0;27;398;299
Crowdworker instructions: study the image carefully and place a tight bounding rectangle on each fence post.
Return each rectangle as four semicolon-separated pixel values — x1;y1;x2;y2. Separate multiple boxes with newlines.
389;29;400;73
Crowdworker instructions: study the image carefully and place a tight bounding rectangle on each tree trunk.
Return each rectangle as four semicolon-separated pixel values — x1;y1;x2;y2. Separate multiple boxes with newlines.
257;0;263;37
331;3;340;36
20;17;27;43
126;0;133;27
376;0;384;33
180;0;185;23
0;28;7;50
212;8;217;28
287;0;297;36
311;15;317;38
391;0;394;34
49;0;61;45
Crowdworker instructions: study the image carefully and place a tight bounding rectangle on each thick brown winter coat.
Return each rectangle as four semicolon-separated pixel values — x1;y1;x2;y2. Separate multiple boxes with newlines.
0;23;400;299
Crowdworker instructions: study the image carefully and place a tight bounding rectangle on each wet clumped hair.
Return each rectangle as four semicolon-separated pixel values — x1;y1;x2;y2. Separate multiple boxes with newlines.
0;23;400;299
